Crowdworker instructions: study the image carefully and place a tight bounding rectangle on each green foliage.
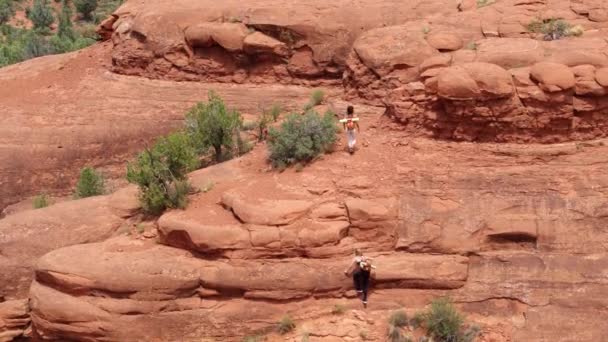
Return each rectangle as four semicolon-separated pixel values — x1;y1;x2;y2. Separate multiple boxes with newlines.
33;193;50;209
57;0;75;41
241;120;257;131
423;298;465;342
331;304;346;315
277;315;295;335
256;111;271;142
74;167;105;198
28;0;54;30
476;0;494;8
93;0;124;24
389;310;409;328
527;18;576;40
185;92;243;162
310;89;324;106
74;0;98;21
0;0;15;25
268;110;337;168
126;132;199;215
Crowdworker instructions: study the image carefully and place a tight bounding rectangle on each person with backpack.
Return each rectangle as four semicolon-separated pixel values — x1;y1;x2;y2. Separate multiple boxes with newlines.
344;249;374;307
340;105;360;154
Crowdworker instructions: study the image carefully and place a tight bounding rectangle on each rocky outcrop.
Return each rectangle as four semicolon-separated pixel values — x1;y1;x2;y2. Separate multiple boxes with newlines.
0;300;29;342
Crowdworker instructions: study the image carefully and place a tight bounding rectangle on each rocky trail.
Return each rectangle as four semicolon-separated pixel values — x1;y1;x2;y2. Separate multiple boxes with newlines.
2;0;608;340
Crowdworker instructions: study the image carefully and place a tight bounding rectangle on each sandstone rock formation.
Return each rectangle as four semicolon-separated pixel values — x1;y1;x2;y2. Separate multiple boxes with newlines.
2;0;608;341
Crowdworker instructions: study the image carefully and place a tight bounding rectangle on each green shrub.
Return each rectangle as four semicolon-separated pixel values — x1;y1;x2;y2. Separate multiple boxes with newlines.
277;315;295;335
33;193;50;209
256;112;270;142
389;310;408;328
268;110;337;168
241;120;257;131
410;311;425;329
126;132;199;215
74;167;104;198
74;0;98;21
527;18;576;40
0;0;15;25
28;0;54;30
388;325;405;342
77;23;99;40
424;297;464;342
185;92;242;162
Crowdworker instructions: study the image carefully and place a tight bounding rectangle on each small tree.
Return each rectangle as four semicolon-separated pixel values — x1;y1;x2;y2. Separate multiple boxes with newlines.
57;0;75;41
28;0;55;30
268;110;337;168
74;167;104;198
0;0;15;25
127;132;199;215
185;92;242;162
74;0;97;21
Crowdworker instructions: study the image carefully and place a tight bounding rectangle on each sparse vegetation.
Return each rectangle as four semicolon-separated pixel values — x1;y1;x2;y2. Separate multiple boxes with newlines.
74;167;105;198
465;41;477;50
301;332;310;342
74;0;98;21
422;26;430;35
527;18;581;40
242;335;261;342
185;92;243;162
241;120;257;131
303;89;325;111
268;103;282;122
33;193;50;209
332;304;346;315
413;297;480;342
277;315;295;335
410;311;425;329
389;310;409;328
267;110;338;169
359;330;369;340
126;132;199;215
476;0;494;8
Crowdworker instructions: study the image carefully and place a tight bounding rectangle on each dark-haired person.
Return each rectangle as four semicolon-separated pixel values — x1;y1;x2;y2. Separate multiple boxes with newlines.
344;249;374;307
341;105;360;154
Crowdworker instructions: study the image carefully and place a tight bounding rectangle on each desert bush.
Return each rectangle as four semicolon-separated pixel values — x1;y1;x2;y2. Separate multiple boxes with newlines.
77;23;99;40
476;0;494;8
277;315;295;335
256;112;271;142
527;18;578;40
0;0;14;25
74;167;104;198
186;92;242;162
267;110;337;168
410;311;425;329
126;132;198;215
388;325;406;342
310;89;324;106
268;103;282;122
74;0;98;21
389;310;409;328
423;297;464;342
332;304;346;315
28;0;54;30
33;193;50;209
242;336;261;342
241;120;257;131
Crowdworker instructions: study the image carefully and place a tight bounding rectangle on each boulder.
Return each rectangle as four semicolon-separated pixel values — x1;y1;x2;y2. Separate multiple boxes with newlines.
437;63;513;100
158;211;251;253
243;32;288;56
530;62;575;92
0;299;29;342
221;192;313;226
438;66;480;99
419;54;452;73
595;67;608;87
354;25;438;76
185;23;249;51
426;32;463;51
475;38;544;69
345;198;396;229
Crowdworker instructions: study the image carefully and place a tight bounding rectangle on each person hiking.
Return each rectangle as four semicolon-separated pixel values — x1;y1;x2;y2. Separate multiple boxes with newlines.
342;105;360;154
344;249;374;308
